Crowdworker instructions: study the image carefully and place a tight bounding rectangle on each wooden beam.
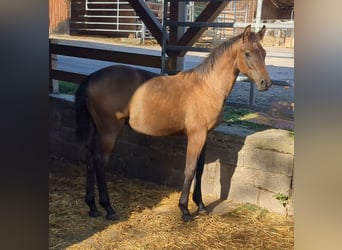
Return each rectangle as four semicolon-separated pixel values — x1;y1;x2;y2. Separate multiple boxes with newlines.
127;0;165;47
50;43;161;68
175;1;231;57
50;70;86;84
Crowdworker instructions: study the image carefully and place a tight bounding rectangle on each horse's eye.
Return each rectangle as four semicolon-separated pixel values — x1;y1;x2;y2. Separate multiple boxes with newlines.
245;51;251;57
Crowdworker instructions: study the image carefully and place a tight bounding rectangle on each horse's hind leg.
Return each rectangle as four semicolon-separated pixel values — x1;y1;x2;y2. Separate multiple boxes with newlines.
192;143;207;214
85;128;101;217
94;131;120;220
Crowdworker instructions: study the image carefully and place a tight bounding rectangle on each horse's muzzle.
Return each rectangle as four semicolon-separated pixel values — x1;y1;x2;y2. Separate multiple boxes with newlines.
258;79;272;91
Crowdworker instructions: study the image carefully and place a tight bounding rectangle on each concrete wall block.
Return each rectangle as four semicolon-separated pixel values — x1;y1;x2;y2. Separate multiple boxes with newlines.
213;124;254;144
236;150;244;167
254;169;292;194
207;131;239;148
258;189;290;214
230;167;255;186
112;139;187;187
190;160;237;199
201;160;221;196
230;167;291;195
245;129;294;154
228;181;259;204
205;145;239;167
242;147;294;176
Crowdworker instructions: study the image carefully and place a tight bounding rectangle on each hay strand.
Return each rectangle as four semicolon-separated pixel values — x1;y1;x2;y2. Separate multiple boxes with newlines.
49;159;293;249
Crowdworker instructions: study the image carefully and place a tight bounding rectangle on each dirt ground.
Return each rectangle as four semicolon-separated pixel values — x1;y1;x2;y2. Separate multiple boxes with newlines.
49;157;294;250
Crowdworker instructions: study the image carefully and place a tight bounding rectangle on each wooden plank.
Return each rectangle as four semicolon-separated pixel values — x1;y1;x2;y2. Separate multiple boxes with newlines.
127;0;165;46
50;70;86;84
175;1;231;57
49;0;70;33
50;43;161;68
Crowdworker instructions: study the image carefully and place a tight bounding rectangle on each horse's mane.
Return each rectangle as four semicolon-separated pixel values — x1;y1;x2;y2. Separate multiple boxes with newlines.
188;33;244;76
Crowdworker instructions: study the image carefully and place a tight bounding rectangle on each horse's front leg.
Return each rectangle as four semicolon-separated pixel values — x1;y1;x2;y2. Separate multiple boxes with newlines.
179;131;207;222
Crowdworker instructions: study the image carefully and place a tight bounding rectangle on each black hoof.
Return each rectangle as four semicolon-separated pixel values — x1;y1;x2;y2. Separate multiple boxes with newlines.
89;210;102;218
182;213;194;222
106;213;120;221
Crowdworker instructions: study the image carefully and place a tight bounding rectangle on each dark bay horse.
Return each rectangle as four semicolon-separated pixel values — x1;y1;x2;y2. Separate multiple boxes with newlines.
75;65;158;220
75;25;271;221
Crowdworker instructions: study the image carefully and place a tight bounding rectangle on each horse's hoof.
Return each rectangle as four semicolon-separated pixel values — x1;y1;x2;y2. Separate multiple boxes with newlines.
89;210;102;218
182;214;193;222
106;213;120;221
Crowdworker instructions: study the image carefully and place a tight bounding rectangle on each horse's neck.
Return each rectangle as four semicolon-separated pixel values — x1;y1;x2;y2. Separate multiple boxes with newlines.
204;48;239;100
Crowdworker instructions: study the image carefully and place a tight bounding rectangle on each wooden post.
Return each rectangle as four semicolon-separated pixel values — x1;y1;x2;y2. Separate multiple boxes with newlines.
49;39;59;93
51;54;60;94
167;1;179;72
176;1;187;71
168;1;187;73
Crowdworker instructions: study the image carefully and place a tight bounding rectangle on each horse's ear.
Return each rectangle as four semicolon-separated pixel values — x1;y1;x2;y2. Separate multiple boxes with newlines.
257;25;266;40
242;25;252;43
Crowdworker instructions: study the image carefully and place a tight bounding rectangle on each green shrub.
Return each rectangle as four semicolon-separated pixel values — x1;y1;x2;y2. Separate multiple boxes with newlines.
58;81;79;95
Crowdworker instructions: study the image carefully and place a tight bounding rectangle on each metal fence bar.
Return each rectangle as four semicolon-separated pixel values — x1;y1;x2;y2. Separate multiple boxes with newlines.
166;21;234;28
234;21;294;29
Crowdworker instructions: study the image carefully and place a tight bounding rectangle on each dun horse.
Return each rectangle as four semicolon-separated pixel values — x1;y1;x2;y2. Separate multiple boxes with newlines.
75;25;271;221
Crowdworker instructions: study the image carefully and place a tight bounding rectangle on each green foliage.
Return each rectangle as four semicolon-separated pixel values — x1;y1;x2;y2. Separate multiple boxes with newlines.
230;203;268;219
223;107;254;122
288;130;295;138
273;193;289;208
223;106;272;131
58;81;78;95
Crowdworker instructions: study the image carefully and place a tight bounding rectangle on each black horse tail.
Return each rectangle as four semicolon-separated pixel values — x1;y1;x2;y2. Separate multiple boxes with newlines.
75;75;93;143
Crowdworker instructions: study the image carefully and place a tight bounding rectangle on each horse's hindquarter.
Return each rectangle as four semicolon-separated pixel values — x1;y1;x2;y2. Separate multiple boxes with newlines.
87;66;157;133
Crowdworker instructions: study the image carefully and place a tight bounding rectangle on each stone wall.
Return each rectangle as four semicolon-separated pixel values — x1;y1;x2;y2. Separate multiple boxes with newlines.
49;94;294;215
229;129;294;214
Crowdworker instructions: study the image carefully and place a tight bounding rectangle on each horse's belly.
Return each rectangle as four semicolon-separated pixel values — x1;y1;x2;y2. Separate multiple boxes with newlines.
129;113;183;136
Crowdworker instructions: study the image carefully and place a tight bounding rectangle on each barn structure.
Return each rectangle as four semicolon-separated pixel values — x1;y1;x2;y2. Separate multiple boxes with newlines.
50;1;294;37
50;0;294;74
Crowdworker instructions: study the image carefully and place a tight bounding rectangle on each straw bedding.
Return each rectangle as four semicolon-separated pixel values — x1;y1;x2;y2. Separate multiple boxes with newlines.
49;159;293;249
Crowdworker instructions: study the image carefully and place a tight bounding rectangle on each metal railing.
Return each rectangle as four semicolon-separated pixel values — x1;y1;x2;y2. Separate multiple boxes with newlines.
73;0;145;38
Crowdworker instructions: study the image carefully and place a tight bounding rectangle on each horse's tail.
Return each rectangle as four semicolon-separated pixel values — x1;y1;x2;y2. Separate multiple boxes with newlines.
75;75;93;143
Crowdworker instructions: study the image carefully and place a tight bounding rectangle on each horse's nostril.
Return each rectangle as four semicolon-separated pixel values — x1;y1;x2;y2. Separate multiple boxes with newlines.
261;79;271;88
261;80;266;87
